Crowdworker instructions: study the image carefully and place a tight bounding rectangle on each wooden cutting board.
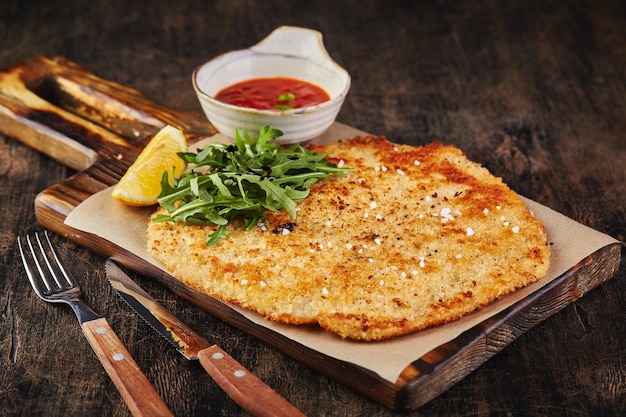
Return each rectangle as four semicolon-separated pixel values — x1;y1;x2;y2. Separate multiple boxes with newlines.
1;56;621;412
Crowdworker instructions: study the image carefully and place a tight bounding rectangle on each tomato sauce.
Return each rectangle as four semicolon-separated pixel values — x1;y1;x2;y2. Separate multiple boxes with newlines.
214;77;330;110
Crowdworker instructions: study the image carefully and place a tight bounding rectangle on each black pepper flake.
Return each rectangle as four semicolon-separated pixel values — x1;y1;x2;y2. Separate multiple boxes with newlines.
272;223;297;234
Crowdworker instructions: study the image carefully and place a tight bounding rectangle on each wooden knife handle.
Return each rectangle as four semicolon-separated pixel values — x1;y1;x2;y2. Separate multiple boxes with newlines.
198;345;306;417
82;318;174;417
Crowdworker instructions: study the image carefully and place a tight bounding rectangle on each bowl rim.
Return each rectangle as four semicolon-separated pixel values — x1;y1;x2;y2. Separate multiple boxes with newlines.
192;50;351;116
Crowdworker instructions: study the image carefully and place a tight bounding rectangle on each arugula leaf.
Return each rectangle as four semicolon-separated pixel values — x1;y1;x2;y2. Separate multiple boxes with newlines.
154;125;352;245
206;224;229;246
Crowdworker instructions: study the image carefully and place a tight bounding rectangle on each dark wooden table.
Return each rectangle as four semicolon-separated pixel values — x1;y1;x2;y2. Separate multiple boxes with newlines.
1;1;624;416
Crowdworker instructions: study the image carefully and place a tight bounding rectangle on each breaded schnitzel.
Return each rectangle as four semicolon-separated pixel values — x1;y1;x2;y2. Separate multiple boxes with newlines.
147;136;550;341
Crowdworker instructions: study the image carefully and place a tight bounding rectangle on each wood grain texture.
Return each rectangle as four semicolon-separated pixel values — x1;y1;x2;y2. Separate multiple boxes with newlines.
81;318;174;417
0;1;624;416
1;53;621;412
197;345;307;417
2;53;620;412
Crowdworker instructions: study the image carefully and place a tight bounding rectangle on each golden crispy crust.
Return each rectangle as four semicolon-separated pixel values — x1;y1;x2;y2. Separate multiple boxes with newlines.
147;136;551;341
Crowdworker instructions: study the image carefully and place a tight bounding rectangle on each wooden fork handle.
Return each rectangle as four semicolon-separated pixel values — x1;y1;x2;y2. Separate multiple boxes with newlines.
81;318;174;417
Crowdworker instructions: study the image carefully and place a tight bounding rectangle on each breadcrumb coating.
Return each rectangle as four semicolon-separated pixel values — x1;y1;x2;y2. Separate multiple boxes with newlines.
147;136;550;341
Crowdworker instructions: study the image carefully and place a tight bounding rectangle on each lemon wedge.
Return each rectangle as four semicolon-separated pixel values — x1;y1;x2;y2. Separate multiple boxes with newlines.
112;125;188;206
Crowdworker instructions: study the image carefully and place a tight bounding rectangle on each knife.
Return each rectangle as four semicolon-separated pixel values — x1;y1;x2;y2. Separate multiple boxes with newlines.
105;259;307;417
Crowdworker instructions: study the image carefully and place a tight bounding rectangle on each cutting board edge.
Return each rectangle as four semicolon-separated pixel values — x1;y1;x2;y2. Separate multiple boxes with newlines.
392;241;621;410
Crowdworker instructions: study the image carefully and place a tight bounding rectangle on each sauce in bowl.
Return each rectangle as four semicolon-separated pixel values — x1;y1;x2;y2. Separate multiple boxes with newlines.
214;77;330;110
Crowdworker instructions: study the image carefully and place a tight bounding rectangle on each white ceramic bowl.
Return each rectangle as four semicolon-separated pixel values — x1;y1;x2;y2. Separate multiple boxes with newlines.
192;26;351;144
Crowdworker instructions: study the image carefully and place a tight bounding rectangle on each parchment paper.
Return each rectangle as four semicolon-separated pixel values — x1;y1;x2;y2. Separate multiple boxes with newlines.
65;123;619;382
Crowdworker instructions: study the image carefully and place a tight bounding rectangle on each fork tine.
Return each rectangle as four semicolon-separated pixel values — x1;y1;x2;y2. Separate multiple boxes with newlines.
18;234;48;297
18;231;78;300
36;231;77;289
31;233;60;291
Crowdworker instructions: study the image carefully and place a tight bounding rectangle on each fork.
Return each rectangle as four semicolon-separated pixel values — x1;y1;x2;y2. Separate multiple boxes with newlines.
18;231;174;417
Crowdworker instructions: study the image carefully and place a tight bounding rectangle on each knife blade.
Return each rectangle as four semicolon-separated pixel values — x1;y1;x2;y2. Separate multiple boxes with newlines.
105;259;306;417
